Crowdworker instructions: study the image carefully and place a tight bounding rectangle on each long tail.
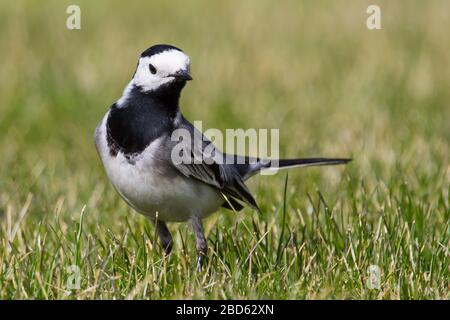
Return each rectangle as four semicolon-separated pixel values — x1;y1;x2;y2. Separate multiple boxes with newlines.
275;157;351;170
237;157;351;180
224;156;351;211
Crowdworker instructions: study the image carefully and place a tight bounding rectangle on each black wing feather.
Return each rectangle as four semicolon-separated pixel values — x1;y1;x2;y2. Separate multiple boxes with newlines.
171;118;259;211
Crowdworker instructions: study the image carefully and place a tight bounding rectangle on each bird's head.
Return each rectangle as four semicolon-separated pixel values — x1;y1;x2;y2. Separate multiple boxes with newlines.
132;44;192;94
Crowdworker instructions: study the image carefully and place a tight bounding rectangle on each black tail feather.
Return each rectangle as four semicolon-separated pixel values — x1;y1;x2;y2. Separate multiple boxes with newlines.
235;156;351;181
275;157;352;169
225;157;351;212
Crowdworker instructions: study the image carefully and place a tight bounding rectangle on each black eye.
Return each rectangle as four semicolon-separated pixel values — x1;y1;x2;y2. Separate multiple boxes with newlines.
149;64;157;74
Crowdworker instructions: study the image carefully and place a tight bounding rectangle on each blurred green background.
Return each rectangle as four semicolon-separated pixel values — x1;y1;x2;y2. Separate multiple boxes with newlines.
0;0;448;299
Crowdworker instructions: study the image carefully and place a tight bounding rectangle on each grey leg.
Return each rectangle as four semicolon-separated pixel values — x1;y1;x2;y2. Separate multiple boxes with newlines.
153;220;173;255
188;216;208;270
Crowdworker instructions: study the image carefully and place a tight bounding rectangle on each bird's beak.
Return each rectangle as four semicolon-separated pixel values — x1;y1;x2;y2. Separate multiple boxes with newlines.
171;69;193;81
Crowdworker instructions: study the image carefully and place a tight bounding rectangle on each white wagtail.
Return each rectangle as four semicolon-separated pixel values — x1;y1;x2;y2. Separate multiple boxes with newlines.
95;44;350;268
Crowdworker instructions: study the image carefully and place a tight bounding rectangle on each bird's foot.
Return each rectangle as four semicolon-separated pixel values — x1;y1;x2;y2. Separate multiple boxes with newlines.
196;253;208;271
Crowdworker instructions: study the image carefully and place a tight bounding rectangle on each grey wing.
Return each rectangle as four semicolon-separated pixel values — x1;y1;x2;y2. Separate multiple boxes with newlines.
166;118;259;211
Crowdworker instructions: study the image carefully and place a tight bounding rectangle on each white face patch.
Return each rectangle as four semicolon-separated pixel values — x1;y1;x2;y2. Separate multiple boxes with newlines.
132;49;190;92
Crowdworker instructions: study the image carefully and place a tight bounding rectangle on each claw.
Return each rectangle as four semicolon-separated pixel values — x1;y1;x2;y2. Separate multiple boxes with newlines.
196;256;203;271
152;219;174;257
189;216;208;271
196;253;208;271
163;242;173;256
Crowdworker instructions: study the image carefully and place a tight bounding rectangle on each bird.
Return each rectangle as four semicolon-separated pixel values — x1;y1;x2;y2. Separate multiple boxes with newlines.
94;44;351;269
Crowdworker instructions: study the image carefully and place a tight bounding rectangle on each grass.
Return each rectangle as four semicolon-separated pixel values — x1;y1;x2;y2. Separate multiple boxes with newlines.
0;0;449;299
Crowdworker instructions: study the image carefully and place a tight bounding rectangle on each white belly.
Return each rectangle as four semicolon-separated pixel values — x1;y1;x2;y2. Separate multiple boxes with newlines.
94;113;223;222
